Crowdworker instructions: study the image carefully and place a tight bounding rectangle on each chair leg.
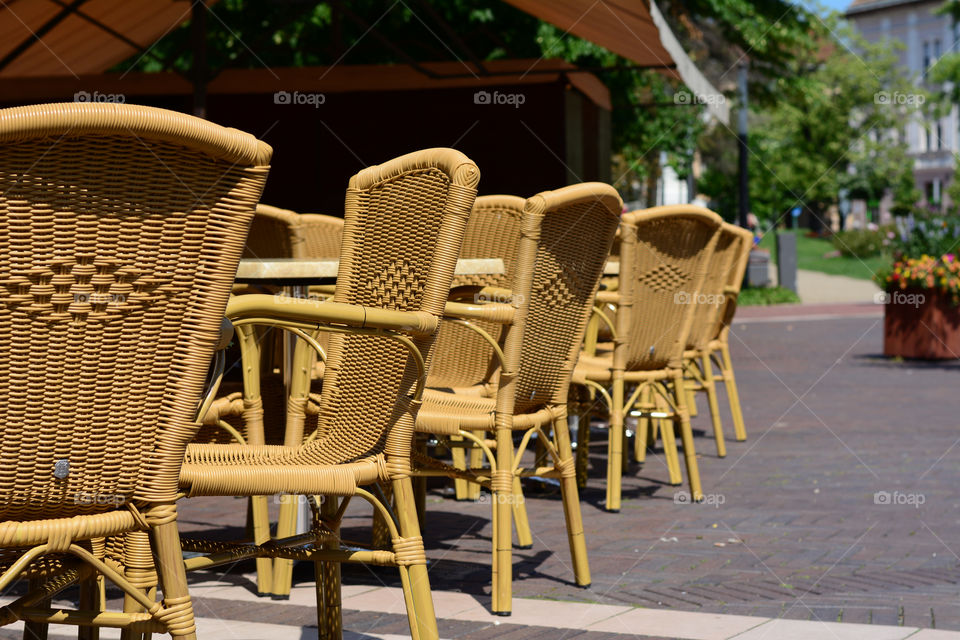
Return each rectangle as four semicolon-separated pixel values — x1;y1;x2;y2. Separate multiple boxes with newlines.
719;342;747;441
78;573;104;640
249;495;274;595
672;372;703;501
575;396;591;489
687;380;699;418
634;385;651;463
392;477;439;639
467;444;484;500
23;579;48;640
656;389;683;486
149;510;197;640
492;426;514;615
511;476;533;549
700;352;726;458
605;373;625;512
450;434;470;500
554;413;591;587
315;496;342;640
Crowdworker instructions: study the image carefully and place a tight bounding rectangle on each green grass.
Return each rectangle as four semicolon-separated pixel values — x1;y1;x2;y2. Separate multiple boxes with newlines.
757;230;887;281
738;286;801;306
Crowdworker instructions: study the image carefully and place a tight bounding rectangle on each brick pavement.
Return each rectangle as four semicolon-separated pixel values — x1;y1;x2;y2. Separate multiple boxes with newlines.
5;313;960;638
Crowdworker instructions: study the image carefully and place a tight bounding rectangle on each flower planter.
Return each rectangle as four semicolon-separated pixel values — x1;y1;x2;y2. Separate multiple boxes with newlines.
883;288;960;359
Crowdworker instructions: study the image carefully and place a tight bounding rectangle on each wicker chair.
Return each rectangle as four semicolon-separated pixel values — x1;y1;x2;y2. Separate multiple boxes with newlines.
0;102;271;639
196;204;344;595
697;223;752;442
572;206;722;511
680;217;747;459
425;195;525;507
415;183;622;615
177;148;479;640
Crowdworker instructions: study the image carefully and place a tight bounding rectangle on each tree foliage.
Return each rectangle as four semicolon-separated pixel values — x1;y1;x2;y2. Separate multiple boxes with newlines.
698;17;925;227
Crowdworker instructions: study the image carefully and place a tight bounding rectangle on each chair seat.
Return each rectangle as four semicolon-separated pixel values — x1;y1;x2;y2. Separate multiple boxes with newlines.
181;443;382;497
417;388;556;435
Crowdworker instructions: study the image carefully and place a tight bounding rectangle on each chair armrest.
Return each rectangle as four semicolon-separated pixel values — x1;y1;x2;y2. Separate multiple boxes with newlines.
444;301;514;324
226;294;438;337
596;290;621;305
722;285;739;296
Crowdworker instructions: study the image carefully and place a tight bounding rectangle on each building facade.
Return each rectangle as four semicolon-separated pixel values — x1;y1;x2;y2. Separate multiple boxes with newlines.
847;0;958;214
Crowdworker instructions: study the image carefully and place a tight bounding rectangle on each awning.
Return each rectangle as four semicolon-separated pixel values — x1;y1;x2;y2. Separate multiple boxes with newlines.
0;0;201;78
501;0;729;123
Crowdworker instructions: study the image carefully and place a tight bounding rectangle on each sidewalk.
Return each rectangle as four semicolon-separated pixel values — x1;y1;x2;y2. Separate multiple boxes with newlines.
9;315;960;639
770;266;880;305
7;583;960;639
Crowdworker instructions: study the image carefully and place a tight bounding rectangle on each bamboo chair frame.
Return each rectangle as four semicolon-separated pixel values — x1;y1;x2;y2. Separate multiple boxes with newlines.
198;203;344;595
424;195;526;508
680;221;750;458
0;102;271;639
572;206;723;511
414;183;622;615
177;148;479;640
692;223;752;443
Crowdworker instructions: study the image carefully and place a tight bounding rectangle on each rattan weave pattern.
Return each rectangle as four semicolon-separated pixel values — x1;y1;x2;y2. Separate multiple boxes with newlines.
622;213;721;371
184;149;479;472
0;102;271;639
0;105;270;521
686;228;737;350
427;195;525;390
513;196;620;412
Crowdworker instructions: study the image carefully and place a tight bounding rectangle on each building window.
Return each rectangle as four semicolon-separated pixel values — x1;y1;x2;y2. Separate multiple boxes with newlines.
919;124;928;152
924;41;931;73
936;121;943;150
934;38;942;62
927;180;942;207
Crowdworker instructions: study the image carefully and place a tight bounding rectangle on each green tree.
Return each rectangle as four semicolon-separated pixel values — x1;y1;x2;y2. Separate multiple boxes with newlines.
699;18;925;229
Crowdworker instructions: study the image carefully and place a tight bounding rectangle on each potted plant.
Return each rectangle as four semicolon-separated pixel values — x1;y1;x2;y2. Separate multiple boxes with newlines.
876;213;960;359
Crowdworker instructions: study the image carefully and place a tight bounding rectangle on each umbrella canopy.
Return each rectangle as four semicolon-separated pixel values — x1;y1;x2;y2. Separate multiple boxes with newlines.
502;0;728;123
0;0;202;78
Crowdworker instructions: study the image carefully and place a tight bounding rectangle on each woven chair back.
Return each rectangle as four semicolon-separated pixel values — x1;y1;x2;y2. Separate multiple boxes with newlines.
299;213;344;259
686;210;739;350
510;183;621;413
428;195;524;389
715;223;754;341
618;206;722;372
0;103;271;520
305;149;478;469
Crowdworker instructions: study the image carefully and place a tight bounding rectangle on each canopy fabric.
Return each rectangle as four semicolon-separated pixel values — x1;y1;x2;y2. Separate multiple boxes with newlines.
0;0;199;78
0;0;725;122
501;0;728;123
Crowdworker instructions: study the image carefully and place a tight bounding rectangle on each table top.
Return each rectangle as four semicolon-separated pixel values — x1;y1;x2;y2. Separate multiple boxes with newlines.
235;257;504;284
